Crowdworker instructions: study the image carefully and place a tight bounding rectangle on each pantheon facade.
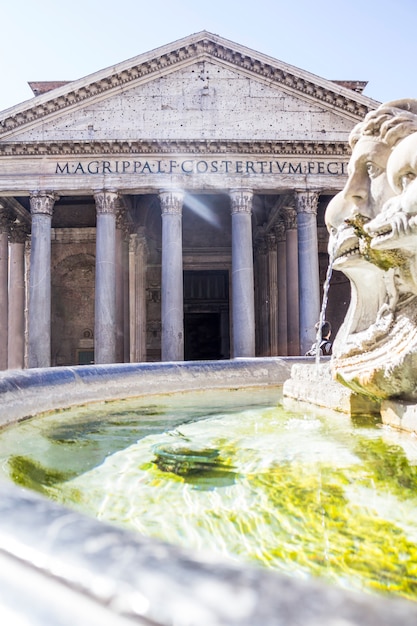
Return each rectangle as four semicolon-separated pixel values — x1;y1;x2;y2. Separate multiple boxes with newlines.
0;32;379;369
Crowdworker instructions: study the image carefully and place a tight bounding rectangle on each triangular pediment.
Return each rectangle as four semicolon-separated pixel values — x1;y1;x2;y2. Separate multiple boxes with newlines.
0;31;379;146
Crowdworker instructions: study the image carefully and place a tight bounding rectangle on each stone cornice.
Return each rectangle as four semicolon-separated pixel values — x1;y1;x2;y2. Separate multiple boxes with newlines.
204;39;375;118
0;33;378;138
0;139;351;157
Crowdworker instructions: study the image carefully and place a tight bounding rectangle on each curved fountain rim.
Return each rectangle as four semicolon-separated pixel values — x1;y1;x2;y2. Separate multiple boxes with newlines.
0;357;416;626
0;357;305;425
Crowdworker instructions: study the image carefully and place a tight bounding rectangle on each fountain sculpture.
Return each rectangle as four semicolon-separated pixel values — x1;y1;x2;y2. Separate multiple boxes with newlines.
285;99;417;428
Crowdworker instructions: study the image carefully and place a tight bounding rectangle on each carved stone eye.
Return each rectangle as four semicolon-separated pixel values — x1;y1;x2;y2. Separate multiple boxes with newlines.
366;162;382;179
401;172;417;191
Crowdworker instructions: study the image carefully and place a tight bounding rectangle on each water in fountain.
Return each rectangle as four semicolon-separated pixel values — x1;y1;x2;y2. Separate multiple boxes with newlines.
2;387;417;602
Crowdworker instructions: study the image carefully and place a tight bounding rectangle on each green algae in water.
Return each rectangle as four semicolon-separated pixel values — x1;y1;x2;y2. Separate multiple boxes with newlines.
2;389;417;602
8;455;79;495
245;460;417;598
355;438;417;495
0;389;264;483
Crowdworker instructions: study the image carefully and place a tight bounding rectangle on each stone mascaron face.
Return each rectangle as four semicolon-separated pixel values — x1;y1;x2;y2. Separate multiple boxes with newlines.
325;99;417;401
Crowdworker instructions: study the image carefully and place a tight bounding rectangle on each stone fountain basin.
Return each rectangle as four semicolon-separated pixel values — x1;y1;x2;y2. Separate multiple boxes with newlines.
1;358;417;626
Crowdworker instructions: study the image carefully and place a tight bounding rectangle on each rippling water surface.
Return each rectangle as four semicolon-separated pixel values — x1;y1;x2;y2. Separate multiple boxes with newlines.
1;386;417;601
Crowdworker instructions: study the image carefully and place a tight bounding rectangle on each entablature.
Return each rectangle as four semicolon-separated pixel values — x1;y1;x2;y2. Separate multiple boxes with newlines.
0;139;351;157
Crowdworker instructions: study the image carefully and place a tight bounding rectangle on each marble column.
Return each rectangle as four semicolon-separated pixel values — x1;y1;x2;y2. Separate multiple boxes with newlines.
94;190;118;364
8;225;27;370
254;238;269;356
115;208;127;363
28;192;57;368
129;229;147;363
230;189;255;358
254;243;261;354
295;190;321;355
284;208;300;356
267;232;278;356
122;231;130;363
0;212;8;370
160;190;184;362
275;222;288;356
128;234;138;362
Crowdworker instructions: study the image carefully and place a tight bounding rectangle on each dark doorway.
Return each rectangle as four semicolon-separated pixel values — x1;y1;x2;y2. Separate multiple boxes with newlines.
77;350;94;365
184;270;230;361
184;313;221;360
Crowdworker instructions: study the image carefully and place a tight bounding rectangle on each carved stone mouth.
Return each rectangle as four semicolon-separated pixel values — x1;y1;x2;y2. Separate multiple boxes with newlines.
371;223;392;238
369;227;396;249
367;213;417;248
332;228;361;264
335;241;360;260
367;219;398;241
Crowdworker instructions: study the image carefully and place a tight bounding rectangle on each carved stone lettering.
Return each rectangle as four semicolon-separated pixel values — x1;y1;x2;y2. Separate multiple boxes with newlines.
54;158;346;176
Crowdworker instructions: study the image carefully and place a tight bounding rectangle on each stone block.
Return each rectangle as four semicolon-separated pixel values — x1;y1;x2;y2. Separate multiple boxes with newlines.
381;400;417;434
283;361;381;416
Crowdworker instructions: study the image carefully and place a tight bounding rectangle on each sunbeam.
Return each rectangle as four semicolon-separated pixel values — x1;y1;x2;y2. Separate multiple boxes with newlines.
184;193;221;229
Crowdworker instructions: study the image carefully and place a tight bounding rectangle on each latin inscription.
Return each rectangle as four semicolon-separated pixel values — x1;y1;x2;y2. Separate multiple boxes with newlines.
55;159;346;176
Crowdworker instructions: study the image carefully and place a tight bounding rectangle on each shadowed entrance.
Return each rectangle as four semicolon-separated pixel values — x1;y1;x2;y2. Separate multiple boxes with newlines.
184;270;229;360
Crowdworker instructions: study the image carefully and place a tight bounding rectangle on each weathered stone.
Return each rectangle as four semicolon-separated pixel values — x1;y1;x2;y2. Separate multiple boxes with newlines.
381;399;417;434
326;100;417;402
283;361;380;415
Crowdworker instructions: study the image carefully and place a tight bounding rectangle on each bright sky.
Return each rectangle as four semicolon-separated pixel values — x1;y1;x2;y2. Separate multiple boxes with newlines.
1;0;415;112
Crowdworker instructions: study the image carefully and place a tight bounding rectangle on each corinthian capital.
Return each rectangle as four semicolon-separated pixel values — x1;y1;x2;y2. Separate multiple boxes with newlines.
159;190;184;215
294;190;320;215
9;222;29;244
29;191;59;216
266;232;277;251
274;221;286;242
229;189;253;215
94;190;120;215
282;208;297;230
0;210;10;233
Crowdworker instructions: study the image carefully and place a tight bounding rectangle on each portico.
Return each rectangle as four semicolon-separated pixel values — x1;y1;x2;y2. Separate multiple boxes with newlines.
0;31;380;368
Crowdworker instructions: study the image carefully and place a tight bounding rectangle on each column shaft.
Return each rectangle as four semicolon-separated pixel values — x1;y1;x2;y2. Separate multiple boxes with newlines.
129;234;138;362
135;231;147;362
28;193;56;368
0;221;8;370
276;223;288;356
160;190;184;362
254;241;269;356
122;235;130;362
296;191;321;355
285;210;300;356
94;191;118;364
267;233;278;356
8;234;26;369
115;212;125;363
129;231;147;362
230;189;255;358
